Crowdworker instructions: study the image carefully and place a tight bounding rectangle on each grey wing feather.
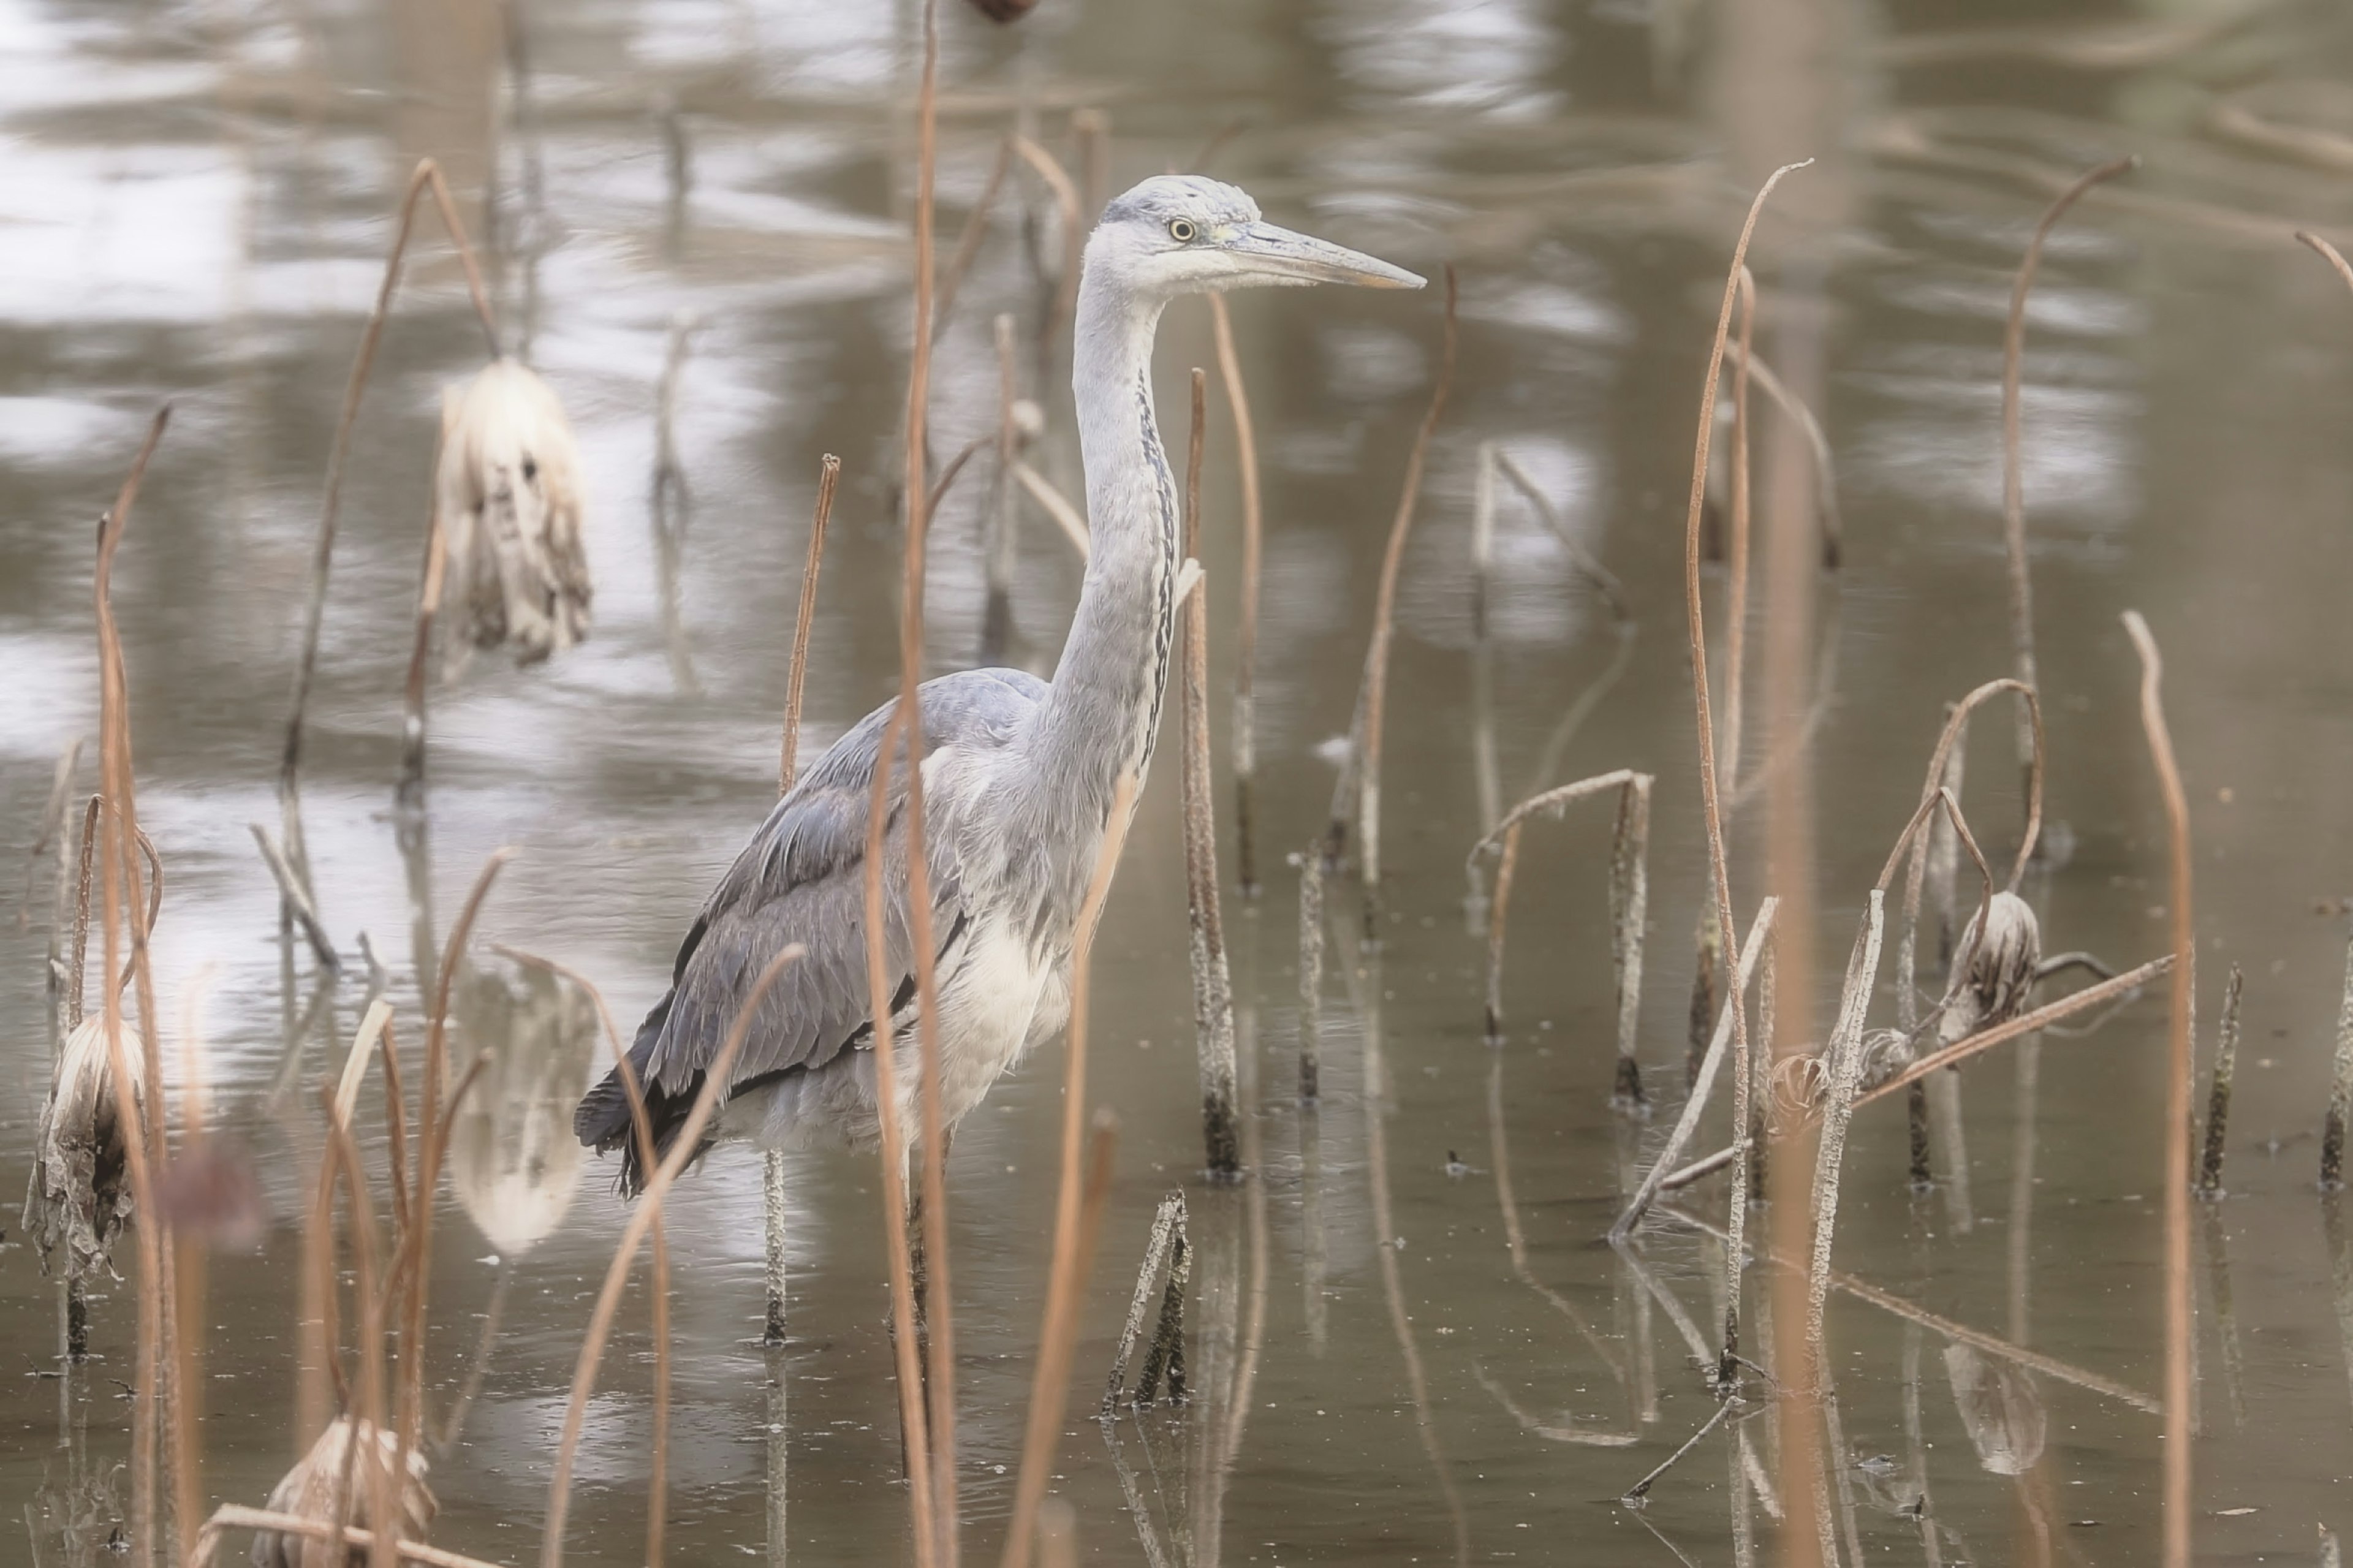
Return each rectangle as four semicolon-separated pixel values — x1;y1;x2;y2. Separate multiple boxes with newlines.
642;667;1046;1100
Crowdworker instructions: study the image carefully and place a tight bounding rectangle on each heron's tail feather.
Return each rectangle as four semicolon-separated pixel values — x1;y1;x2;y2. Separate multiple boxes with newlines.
574;990;694;1198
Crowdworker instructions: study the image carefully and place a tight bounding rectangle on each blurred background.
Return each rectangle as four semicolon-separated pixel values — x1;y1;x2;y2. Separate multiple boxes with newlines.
6;0;2353;1562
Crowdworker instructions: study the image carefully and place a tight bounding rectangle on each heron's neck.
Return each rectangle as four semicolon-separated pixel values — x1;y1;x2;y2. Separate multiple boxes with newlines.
1031;272;1180;806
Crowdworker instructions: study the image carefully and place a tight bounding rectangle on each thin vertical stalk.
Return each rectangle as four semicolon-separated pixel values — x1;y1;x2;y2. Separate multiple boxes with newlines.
1180;369;1241;1178
1719;266;1757;798
398;394;460;816
2328;934;2353;1192
283;159;497;896
1680;161;1811;1384
779;455;841;795
1335;268;1457;934
2121;608;2194;1568
1611;776;1653;1110
2001;157;2134;816
893;8;957;1553
1208;292;1264;896
93;407;169;1567
1002;778;1135;1568
1297;849;1324;1102
765;453;839;1348
2196;965;2241;1197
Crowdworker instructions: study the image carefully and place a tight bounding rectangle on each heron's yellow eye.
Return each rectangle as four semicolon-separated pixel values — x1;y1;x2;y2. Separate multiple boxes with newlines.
1169;218;1197;243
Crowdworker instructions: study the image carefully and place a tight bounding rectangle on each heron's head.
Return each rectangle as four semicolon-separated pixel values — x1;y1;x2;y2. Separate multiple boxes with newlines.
1086;175;1424;302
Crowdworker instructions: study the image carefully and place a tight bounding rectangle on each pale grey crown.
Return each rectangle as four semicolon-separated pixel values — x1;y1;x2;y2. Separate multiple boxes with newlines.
1099;174;1260;231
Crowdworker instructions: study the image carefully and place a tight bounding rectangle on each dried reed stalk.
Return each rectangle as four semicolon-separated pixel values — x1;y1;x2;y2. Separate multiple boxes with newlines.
763;453;839;1344
1678;161;1809;1382
1207;292;1265;896
898;15;960;1550
2196;964;2241;1197
1178;369;1241;1178
398;396;460;813
2120;608;2194;1568
1132;1210;1192;1406
93;407;172;1566
392;848;513;1526
2001;157;2134;816
251;825;339;973
1296;849;1324;1101
1002;778;1136;1568
1720;267;1757;797
1103;1190;1187;1415
2297;232;2353;304
1719;338;1843;570
1611;778;1653;1109
282;159;498;900
2332;931;2353;1192
540;945;801;1568
1463;771;1646;1051
1803;890;1886;1388
1612;898;1780;1243
1339;267;1457;941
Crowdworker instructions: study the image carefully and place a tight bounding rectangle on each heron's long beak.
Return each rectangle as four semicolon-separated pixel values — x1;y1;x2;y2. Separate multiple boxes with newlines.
1222;222;1426;290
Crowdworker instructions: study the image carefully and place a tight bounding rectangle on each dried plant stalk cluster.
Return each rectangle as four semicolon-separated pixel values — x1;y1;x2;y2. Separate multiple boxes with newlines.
436;359;592;672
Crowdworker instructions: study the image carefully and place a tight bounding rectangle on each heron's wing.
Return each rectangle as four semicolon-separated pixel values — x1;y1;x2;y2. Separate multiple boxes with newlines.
642;667;1046;1099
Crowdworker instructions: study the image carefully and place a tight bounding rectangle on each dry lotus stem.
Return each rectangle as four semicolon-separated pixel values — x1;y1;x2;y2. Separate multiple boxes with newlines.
25;1016;144;1282
250;1415;438;1568
437;358;591;675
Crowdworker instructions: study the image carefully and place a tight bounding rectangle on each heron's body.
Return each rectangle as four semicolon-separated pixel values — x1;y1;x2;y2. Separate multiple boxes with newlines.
575;176;1420;1189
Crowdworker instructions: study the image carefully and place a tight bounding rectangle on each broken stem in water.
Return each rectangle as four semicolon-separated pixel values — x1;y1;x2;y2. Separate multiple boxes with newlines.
1613;898;1781;1243
2196;964;2241;1198
1180;369;1241;1180
2329;931;2353;1192
1102;1190;1187;1415
1297;848;1324;1102
1464;771;1648;1053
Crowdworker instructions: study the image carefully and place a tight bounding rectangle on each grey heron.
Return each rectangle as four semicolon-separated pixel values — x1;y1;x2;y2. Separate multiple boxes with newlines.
575;175;1423;1192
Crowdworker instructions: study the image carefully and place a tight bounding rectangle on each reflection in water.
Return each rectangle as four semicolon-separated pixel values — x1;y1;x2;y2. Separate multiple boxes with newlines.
445;958;599;1259
1941;1345;2045;1477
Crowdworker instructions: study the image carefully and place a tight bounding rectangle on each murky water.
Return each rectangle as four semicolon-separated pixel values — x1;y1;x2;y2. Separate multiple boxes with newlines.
9;0;2353;1562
